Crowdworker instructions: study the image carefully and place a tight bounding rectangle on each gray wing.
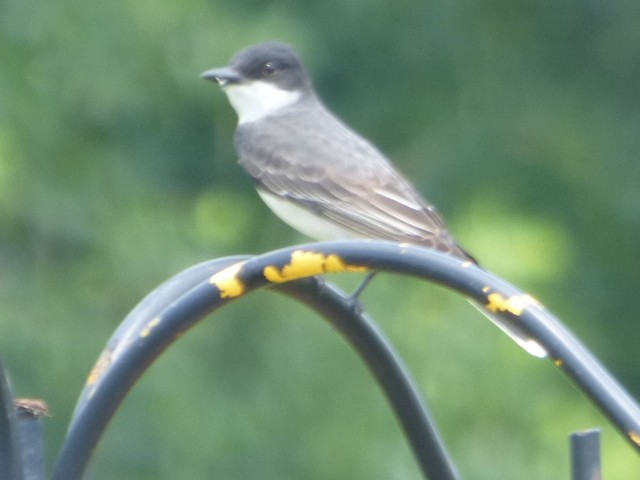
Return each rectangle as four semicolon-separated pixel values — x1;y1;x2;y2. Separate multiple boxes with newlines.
235;102;474;261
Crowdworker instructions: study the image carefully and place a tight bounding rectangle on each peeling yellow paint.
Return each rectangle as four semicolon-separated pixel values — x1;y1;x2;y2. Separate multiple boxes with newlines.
87;350;112;386
485;293;540;316
140;316;161;338
209;261;246;298
629;431;640;446
264;250;368;283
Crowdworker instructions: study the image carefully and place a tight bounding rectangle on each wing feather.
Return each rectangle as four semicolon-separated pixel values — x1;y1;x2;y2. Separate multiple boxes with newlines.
235;99;473;260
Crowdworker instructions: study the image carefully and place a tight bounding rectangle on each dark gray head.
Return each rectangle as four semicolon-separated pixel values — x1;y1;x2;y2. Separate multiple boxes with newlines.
201;41;312;92
201;42;315;124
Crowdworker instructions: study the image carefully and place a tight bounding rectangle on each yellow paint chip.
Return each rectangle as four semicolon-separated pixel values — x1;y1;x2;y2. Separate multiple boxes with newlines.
209;261;246;298
87;350;112;386
485;293;540;316
264;250;368;283
140;316;161;338
629;431;640;446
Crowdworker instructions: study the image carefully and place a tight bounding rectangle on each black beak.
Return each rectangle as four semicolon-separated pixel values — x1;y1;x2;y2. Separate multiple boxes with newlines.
200;67;243;86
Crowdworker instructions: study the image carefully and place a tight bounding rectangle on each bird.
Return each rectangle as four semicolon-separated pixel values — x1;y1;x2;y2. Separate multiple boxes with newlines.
201;41;546;358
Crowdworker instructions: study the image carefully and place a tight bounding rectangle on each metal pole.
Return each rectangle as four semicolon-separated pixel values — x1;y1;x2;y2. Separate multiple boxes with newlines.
15;399;48;480
571;429;601;480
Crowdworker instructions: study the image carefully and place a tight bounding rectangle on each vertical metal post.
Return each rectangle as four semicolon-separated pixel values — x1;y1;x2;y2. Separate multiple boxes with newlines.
15;399;48;480
571;429;601;480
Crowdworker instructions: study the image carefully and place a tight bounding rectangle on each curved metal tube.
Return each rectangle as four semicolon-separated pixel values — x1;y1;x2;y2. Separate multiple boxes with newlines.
53;250;458;480
52;240;640;479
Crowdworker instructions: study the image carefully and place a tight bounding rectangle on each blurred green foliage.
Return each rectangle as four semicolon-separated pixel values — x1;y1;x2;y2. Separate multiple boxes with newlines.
2;0;640;478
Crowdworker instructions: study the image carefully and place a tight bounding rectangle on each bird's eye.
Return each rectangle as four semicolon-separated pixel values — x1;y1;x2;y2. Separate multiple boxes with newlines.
261;62;277;77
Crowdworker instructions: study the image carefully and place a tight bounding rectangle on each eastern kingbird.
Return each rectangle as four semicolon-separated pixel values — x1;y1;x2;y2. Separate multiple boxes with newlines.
202;41;546;358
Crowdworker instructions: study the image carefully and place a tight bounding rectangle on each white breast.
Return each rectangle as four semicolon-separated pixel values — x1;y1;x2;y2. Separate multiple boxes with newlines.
258;190;357;241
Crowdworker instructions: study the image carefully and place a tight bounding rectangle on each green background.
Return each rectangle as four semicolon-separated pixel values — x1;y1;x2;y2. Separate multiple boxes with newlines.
2;0;640;478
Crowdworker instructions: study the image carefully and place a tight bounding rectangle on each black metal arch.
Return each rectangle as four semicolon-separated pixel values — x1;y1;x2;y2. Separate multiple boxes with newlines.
51;240;640;480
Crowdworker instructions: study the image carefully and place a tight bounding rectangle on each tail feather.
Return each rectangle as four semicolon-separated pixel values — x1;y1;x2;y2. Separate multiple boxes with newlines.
468;300;547;358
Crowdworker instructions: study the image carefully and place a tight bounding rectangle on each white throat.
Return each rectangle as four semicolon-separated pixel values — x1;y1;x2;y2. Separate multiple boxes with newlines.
223;81;301;124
